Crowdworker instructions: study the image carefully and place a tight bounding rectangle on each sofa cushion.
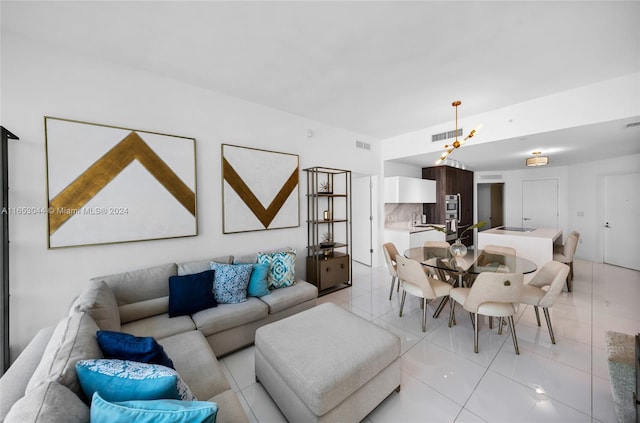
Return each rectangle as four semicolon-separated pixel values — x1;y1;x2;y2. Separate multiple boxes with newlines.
4;381;89;423
92;263;177;322
118;297;169;323
90;393;217;423
168;270;217;317
176;255;234;276
257;249;296;289
209;389;250;423
76;359;195;403
191;298;268;337
96;330;174;369
158;331;231;400
70;280;121;331
120;313;196;341
257;280;318;314
26;313;103;397
210;263;252;304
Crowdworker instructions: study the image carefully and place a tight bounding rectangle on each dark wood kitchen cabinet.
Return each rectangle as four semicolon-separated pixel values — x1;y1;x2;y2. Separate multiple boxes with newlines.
421;166;474;246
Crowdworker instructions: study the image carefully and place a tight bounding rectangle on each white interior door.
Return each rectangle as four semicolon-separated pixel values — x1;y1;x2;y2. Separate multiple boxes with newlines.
522;179;558;229
352;176;372;266
604;173;640;270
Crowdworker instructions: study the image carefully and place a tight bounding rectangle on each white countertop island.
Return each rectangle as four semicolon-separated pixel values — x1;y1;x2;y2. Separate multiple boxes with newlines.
478;227;562;281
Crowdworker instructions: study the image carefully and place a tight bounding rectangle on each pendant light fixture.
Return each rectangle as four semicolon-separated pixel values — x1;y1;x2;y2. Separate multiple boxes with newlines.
436;101;481;165
526;151;549;167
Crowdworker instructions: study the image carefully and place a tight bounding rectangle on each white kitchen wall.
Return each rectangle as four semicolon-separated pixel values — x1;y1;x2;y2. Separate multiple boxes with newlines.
474;153;640;263
1;33;382;358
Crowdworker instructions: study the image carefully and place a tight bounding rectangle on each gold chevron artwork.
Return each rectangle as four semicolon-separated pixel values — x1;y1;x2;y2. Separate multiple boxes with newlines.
222;144;299;233
49;131;196;235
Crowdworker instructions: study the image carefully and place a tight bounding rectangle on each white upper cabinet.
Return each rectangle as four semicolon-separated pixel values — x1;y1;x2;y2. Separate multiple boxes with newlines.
384;176;436;203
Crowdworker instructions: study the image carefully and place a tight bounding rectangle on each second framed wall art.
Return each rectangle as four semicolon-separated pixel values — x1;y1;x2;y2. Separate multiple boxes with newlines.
221;144;299;234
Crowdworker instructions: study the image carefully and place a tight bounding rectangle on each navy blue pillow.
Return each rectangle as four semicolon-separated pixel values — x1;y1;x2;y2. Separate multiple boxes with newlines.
168;269;217;318
96;331;175;369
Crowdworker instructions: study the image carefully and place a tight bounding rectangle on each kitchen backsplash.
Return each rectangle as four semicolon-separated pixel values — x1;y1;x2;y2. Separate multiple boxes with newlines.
384;203;423;227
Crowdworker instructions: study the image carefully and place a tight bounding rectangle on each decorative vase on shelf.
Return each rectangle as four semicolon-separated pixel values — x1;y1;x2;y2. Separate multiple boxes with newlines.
450;238;467;258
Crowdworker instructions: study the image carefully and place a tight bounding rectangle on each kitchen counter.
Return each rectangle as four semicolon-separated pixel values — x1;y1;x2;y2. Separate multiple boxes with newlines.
385;223;445;234
384;223;446;255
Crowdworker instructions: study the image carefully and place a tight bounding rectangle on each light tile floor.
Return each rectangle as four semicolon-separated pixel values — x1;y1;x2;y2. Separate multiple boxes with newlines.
220;259;640;422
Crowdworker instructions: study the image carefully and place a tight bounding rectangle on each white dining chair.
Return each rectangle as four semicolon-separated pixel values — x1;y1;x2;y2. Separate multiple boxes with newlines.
520;261;570;344
553;231;580;292
449;272;524;354
483;245;516;256
396;255;452;332
383;242;400;300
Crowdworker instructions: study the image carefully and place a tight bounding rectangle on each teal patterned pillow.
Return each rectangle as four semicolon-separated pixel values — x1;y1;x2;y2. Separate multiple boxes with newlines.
209;263;252;304
257;250;296;289
75;359;195;403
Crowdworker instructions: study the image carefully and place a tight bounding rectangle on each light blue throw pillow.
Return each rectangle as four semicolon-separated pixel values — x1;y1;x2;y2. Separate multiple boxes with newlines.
245;262;270;297
76;359;195;403
209;263;253;304
90;392;217;423
257;249;296;289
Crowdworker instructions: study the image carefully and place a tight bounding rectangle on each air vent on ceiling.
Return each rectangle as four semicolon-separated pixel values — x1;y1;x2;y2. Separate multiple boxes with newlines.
479;174;503;180
355;140;371;150
432;128;462;143
626;121;640;128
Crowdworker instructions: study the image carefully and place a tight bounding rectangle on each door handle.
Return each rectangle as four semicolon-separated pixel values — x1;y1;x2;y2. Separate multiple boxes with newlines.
523;218;531;221
605;222;611;228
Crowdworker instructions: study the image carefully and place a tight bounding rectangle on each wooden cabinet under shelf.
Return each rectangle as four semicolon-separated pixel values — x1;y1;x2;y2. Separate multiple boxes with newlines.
304;167;352;294
306;252;350;291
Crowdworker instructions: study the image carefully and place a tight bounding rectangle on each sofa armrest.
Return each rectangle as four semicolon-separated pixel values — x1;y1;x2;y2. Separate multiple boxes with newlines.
0;326;55;420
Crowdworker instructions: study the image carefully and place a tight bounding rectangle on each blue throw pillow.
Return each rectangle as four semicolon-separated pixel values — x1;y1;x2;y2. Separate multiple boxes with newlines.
76;359;195;403
96;331;175;369
168;270;217;317
90;392;217;423
209;263;252;304
245;262;270;297
257;249;296;289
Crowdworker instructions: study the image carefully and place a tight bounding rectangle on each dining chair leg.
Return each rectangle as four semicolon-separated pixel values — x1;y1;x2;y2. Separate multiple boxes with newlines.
469;312;475;330
388;276;396;300
489;316;493;330
473;313;479;353
498;317;504;335
399;290;406;317
422;298;427;332
448;299;456;327
543;307;556;344
533;306;541;326
508;316;520;355
566;262;573;292
433;296;448;318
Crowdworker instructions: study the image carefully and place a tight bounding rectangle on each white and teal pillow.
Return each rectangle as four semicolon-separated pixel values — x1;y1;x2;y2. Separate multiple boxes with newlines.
90;392;217;423
257;249;296;289
209;263;252;304
76;359;195;403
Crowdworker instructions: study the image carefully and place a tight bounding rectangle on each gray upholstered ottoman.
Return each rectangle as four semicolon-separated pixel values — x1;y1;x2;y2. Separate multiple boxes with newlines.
255;302;401;423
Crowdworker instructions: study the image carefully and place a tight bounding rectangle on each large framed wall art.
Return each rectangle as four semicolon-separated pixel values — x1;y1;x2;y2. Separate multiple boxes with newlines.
45;117;197;248
221;144;299;234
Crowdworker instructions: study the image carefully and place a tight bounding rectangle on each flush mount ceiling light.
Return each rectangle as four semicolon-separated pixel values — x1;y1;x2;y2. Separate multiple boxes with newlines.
526;151;549;167
436;101;482;165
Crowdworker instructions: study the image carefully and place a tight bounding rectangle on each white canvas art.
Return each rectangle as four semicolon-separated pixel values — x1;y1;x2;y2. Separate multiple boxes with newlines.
222;144;299;233
45;117;197;248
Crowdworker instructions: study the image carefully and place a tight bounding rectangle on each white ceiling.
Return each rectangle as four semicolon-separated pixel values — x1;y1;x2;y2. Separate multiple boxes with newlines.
2;1;639;170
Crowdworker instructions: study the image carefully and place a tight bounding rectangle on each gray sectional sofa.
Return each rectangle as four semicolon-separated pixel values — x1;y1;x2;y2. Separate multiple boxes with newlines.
0;250;318;422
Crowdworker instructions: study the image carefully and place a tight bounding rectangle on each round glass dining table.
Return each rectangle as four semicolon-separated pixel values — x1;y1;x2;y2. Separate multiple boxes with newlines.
403;246;537;287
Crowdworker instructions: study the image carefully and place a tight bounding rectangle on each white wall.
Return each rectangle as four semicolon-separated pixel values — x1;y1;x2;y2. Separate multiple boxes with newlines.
1;33;382;358
475;153;640;263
